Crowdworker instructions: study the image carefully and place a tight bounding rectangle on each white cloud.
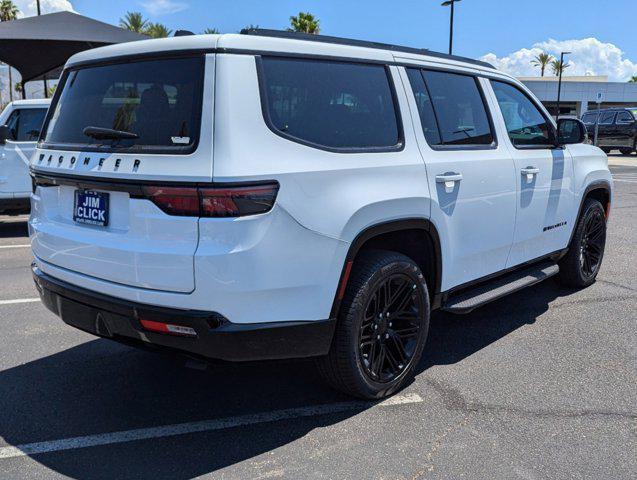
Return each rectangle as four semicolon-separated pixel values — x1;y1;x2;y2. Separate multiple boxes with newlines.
140;0;188;15
14;0;75;17
481;38;637;82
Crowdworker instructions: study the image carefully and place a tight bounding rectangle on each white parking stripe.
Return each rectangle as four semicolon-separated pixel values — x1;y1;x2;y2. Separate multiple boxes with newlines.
0;245;30;249
0;393;423;459
0;298;40;305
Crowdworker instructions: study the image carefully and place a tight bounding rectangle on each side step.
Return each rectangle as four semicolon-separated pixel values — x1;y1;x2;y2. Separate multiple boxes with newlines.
442;261;559;314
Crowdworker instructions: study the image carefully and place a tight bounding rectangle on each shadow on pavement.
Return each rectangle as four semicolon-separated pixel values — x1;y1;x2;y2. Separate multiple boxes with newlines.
0;218;29;239
0;278;573;479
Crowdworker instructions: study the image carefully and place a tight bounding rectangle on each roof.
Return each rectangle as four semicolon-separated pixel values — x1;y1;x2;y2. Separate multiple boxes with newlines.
9;99;51;108
66;31;501;76
0;11;147;82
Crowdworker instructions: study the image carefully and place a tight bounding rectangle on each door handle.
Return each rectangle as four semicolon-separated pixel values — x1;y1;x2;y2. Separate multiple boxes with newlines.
521;166;539;182
435;172;463;189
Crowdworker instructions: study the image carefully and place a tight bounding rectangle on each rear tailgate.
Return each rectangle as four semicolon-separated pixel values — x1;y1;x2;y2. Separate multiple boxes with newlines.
30;53;214;293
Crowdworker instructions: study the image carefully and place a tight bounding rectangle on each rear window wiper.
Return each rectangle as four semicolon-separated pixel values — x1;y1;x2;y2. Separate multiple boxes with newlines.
83;126;139;141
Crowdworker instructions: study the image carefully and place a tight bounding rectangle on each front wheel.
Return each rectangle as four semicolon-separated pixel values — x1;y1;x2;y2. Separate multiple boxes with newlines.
316;250;430;399
558;199;607;288
619;148;634;156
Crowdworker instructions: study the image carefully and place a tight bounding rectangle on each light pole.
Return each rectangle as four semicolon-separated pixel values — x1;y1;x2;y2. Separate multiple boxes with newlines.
35;0;49;99
555;51;571;121
441;0;461;55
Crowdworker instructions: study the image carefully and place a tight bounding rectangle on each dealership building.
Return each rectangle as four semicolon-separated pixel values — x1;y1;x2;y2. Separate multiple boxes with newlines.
519;75;637;118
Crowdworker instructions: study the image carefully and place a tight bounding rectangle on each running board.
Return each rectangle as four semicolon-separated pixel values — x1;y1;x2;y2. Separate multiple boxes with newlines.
442;261;559;314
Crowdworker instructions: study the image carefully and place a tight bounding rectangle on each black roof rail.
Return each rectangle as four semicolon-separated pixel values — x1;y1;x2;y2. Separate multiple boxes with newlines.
239;28;494;69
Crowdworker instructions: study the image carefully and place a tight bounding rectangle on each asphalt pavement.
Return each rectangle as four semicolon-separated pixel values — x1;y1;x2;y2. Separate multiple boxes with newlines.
0;155;635;479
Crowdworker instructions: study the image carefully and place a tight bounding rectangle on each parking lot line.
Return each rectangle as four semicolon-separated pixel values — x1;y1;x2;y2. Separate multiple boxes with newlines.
0;245;30;249
0;393;423;459
0;298;40;305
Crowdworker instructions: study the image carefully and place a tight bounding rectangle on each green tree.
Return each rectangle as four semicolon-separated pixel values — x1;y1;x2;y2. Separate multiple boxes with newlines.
14;81;21;93
550;58;570;76
288;12;320;34
629;75;637;83
531;52;553;77
203;27;220;34
119;11;149;33
0;1;19;101
145;22;172;38
0;0;18;21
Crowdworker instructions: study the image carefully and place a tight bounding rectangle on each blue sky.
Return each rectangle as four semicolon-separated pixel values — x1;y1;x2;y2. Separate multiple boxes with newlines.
14;0;637;80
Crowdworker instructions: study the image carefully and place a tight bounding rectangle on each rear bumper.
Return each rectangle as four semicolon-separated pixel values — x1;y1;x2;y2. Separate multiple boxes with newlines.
33;266;336;362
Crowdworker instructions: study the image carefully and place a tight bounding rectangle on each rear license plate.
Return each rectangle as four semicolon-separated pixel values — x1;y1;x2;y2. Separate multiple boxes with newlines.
73;190;109;227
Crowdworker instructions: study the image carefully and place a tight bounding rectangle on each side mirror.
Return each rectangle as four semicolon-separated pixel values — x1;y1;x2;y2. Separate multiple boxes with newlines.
557;118;586;145
0;125;11;145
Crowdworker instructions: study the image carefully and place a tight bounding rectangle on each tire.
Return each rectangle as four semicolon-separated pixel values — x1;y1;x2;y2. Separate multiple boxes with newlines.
558;199;607;288
316;250;430;399
619;148;634;156
600;147;611;154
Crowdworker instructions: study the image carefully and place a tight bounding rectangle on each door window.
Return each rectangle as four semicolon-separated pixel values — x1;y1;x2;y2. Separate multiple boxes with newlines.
581;112;598;125
490;80;555;147
405;68;494;147
5;108;47;141
598;112;616;125
616;111;635;124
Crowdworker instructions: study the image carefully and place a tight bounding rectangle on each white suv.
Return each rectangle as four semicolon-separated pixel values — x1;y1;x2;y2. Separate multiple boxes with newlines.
29;31;612;399
0;99;50;214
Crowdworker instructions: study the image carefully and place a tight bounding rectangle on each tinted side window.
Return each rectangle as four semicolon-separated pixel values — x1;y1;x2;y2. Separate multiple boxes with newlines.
616;111;634;123
5;108;47;141
598;112;616;125
405;68;441;145
491;80;554;147
260;57;400;150
420;70;494;146
581;112;598;125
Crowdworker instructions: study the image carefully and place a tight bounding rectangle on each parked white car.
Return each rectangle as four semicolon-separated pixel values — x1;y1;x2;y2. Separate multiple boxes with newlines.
29;31;612;398
0;98;50;214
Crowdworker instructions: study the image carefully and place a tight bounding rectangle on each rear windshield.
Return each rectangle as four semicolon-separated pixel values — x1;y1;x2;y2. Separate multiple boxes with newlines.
42;56;204;154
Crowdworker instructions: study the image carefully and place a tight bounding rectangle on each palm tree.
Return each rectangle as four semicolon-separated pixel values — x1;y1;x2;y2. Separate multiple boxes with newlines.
0;0;19;101
531;52;553;77
629;75;637;83
145;23;172;38
550;58;570;76
203;28;220;34
288;12;320;34
0;0;18;21
119;11;149;33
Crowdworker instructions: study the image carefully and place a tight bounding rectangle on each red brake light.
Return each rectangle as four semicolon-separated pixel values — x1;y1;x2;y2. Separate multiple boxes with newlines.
143;183;279;218
200;184;279;217
143;186;199;216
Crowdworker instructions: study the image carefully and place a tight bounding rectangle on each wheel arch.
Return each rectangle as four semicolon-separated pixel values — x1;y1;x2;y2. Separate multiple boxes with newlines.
567;180;612;247
329;219;443;319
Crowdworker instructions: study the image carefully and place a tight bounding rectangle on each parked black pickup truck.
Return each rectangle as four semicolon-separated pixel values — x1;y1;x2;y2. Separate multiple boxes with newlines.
581;107;637;155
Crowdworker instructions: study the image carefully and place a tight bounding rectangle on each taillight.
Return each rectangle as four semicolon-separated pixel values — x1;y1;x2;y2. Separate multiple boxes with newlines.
143;186;200;216
142;182;279;218
140;319;197;337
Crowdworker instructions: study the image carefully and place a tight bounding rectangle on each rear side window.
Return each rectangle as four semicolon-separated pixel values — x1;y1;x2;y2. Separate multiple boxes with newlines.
406;68;494;147
616;111;634;123
581;112;598;125
42;56;204;154
5;108;47;141
259;57;401;150
491;80;555;147
598;112;616;125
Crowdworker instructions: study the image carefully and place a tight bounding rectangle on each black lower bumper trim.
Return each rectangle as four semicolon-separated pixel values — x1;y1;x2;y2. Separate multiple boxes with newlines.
33;266;336;362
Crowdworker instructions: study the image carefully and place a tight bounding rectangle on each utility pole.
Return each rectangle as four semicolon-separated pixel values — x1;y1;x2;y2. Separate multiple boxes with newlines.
555;51;571;121
36;0;49;99
441;0;461;55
